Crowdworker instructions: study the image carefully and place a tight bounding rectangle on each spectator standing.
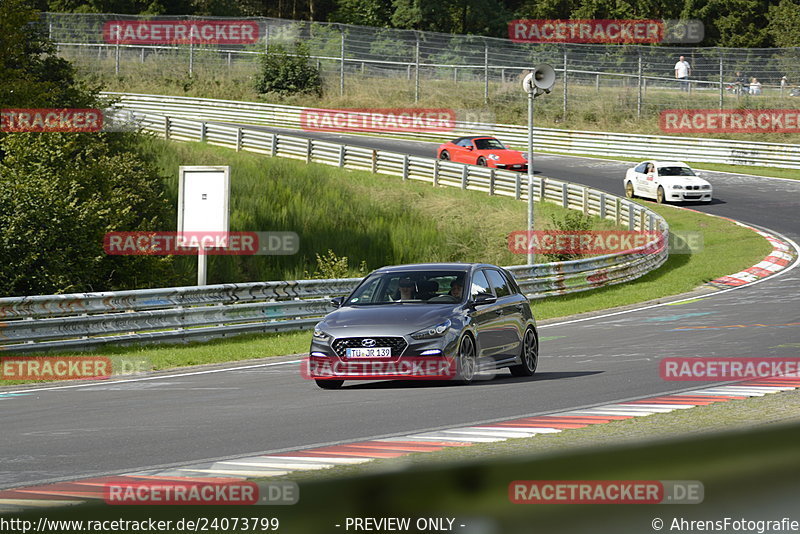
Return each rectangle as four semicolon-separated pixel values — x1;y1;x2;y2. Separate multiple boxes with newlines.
734;71;747;95
674;55;691;92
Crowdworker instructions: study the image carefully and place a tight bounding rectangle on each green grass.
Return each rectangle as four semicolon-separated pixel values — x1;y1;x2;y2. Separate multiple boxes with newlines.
145;138;613;285
531;202;772;319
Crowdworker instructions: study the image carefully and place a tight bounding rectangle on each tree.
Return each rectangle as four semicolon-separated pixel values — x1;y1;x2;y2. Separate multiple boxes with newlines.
0;0;174;296
767;0;800;47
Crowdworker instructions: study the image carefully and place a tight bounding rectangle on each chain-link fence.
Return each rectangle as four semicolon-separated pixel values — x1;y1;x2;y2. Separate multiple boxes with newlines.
44;13;800;118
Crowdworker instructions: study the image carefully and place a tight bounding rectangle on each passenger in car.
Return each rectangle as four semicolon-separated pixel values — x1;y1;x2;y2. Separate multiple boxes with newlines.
449;277;464;300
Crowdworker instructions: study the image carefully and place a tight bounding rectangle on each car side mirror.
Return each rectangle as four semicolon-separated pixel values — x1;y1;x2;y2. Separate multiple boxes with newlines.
466;146;473;151
330;296;345;308
473;293;497;306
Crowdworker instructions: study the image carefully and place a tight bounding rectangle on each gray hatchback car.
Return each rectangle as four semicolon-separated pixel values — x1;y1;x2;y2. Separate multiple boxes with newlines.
307;263;538;389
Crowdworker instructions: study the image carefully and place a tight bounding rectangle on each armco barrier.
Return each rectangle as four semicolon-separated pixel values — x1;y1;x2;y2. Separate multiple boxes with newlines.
106;92;800;170
0;107;668;354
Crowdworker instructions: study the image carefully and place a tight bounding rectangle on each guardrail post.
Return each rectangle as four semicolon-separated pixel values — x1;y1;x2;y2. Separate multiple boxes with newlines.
595;74;600;93
515;173;521;200
648;213;655;231
402;154;409;180
236;128;242;151
582;188;589;213
454;67;458;83
461;165;468;189
615;197;621;226
540;177;546;202
338;145;345;168
141;47;145;63
164;116;170;140
271;133;278;156
306;138;312;163
433;159;439;186
199;122;206;142
599;193;606;219
628;204;636;231
489;169;495;195
371;150;377;173
640;209;647;231
561;183;569;208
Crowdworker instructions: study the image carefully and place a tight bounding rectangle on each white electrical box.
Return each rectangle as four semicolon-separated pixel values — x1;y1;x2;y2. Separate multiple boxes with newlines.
177;166;230;245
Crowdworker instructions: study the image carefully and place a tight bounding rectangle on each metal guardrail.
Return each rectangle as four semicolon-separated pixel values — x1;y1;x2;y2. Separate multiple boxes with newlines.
0;105;668;354
106;92;800;169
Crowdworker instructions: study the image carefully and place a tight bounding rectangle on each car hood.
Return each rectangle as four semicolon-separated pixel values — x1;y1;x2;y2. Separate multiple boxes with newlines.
476;149;526;162
321;304;458;336
660;176;711;186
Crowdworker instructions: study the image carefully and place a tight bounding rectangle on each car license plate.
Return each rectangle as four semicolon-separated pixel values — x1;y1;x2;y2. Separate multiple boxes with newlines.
346;347;392;359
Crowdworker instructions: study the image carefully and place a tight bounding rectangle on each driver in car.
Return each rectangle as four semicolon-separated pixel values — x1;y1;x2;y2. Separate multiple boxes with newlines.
449;277;464;300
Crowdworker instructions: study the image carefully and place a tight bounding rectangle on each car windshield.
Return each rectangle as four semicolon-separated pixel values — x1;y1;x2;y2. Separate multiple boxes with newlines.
345;270;468;305
658;166;696;177
474;138;506;150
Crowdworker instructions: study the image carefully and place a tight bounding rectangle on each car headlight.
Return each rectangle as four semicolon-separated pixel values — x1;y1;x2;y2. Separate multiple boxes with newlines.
701;184;711;190
410;319;451;340
672;184;684;190
313;326;331;342
487;154;500;160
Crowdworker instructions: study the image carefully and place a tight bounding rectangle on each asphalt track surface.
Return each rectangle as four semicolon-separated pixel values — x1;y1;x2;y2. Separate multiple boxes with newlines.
1;126;798;490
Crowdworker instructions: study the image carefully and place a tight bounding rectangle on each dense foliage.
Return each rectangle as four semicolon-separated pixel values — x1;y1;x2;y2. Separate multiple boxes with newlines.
29;0;800;47
255;43;323;97
1;0;173;296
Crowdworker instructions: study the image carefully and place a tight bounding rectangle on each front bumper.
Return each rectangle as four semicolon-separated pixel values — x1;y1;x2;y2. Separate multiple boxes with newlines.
307;333;459;380
670;189;712;202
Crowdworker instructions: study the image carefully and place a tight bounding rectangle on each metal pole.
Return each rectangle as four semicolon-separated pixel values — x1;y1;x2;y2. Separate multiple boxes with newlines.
415;34;420;103
484;42;489;104
527;90;535;266
562;47;568;118
197;249;207;286
115;37;120;75
719;55;724;109
637;49;643;119
340;29;345;97
189;38;194;77
265;24;270;52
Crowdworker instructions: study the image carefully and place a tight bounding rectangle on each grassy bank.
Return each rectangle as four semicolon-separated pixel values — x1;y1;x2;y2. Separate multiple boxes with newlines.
145;138;613;285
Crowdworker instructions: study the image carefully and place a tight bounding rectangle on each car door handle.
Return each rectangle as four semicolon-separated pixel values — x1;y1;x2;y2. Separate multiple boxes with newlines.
495;309;503;315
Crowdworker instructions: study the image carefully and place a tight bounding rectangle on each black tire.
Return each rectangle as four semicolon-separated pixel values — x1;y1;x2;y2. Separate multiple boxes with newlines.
439;150;450;160
656;186;666;204
476;157;487;166
510;327;538;377
625;181;635;199
455;334;477;385
315;379;344;390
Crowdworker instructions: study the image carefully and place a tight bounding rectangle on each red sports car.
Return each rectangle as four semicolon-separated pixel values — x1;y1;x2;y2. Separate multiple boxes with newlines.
437;136;528;171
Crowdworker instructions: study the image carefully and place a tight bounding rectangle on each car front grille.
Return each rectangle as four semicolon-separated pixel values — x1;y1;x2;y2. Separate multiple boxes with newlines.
332;337;408;358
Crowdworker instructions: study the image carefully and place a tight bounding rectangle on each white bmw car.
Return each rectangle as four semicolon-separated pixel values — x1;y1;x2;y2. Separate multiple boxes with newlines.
624;161;712;203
